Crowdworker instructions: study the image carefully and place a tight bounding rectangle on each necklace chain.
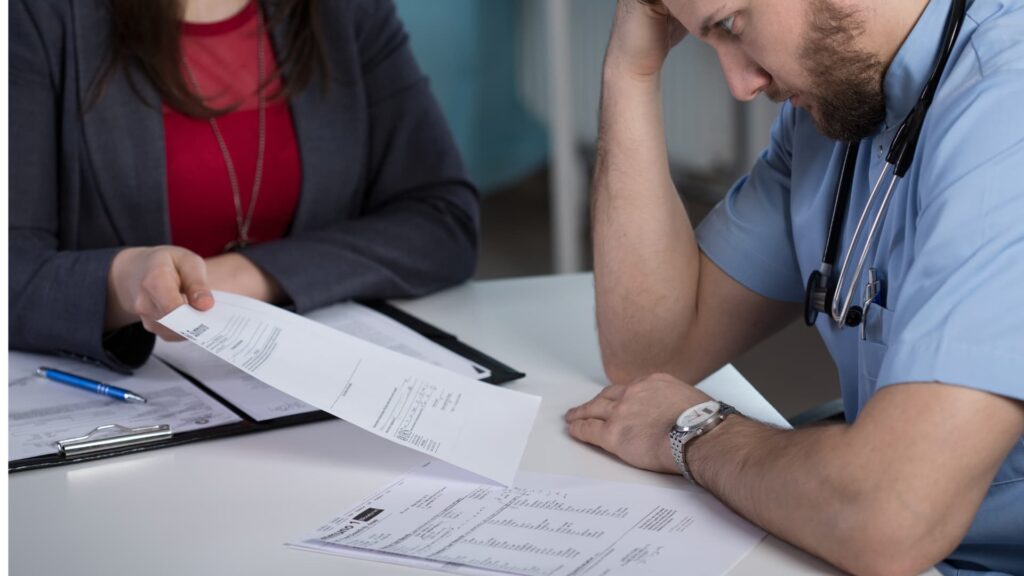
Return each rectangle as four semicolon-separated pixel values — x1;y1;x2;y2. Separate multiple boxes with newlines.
182;10;267;252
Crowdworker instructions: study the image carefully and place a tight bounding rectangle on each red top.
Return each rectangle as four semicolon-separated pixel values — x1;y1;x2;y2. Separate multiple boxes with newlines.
163;1;302;257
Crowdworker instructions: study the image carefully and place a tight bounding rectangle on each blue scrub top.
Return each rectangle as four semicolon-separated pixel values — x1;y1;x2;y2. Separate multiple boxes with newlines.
695;0;1024;572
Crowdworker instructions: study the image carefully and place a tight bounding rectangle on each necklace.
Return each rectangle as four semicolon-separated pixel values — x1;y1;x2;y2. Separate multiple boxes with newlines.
182;10;267;252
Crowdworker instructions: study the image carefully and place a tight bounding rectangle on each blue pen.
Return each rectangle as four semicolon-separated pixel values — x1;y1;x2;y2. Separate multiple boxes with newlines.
36;367;148;404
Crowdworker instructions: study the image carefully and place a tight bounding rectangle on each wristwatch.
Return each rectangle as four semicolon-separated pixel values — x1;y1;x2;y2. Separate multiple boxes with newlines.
668;400;736;485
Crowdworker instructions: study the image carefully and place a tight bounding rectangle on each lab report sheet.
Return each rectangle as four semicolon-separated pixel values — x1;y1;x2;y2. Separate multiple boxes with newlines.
8;351;242;461
156;302;492;422
289;461;765;576
158;292;540;485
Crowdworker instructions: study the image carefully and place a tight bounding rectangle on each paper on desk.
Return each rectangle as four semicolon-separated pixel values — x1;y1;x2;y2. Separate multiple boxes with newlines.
306;302;492;380
158;292;541;485
8;351;242;461
289;460;765;576
696;365;792;430
156;339;320;422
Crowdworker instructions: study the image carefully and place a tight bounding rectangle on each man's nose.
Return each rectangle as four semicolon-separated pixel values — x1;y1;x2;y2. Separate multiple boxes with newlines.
717;46;772;102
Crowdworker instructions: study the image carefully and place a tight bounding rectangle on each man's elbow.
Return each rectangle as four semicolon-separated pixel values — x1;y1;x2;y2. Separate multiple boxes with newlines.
598;346;663;387
599;344;698;387
601;358;638;387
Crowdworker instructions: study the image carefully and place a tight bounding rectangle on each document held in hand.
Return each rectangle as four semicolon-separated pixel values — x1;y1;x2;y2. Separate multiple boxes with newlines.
159;292;541;485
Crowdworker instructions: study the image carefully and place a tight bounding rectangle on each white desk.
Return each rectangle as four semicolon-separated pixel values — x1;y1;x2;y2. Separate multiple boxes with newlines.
10;274;848;575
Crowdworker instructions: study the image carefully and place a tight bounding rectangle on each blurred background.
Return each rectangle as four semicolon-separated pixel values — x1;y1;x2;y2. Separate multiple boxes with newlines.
395;0;839;422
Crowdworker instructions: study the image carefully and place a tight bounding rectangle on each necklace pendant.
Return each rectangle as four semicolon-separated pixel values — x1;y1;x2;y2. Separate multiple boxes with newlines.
224;237;249;252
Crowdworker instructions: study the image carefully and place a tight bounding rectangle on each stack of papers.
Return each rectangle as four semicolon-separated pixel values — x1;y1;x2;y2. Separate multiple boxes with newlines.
8;352;241;461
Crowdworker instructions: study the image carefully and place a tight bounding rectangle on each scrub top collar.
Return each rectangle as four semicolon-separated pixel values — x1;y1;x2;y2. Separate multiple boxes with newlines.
881;0;971;130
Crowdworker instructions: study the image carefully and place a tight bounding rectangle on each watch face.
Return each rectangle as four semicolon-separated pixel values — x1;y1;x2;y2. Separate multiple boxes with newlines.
675;400;721;429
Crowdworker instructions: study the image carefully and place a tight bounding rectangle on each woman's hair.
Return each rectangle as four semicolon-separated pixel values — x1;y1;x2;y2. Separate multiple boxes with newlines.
88;0;328;118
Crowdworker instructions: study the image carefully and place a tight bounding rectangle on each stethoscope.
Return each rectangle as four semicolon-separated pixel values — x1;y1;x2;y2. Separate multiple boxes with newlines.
804;0;967;334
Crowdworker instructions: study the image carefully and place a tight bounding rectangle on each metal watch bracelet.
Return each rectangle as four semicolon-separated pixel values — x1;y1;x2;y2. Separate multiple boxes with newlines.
669;403;737;486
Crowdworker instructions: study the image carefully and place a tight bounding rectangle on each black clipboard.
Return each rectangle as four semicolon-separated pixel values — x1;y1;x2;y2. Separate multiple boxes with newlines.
8;303;525;473
359;301;525;385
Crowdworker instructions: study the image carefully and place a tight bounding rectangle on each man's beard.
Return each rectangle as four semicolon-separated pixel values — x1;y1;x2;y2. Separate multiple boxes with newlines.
797;0;887;142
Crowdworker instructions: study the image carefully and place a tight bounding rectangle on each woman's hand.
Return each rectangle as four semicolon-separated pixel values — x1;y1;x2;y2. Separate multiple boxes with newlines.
205;252;285;305
606;0;688;80
105;246;214;340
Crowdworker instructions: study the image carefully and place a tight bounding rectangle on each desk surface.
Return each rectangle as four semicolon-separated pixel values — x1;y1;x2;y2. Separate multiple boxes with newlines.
11;274;848;575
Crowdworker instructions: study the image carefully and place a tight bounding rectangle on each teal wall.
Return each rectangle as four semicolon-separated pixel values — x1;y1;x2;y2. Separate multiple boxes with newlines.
395;0;548;193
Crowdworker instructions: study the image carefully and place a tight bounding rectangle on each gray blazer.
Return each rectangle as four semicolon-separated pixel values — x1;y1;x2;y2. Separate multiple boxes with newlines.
10;0;480;371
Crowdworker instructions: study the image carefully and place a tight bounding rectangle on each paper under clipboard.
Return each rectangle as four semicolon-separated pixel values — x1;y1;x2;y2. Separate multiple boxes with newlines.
7;350;247;472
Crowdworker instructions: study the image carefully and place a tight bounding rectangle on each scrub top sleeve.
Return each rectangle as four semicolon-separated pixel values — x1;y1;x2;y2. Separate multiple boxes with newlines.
696;104;805;303
877;71;1024;402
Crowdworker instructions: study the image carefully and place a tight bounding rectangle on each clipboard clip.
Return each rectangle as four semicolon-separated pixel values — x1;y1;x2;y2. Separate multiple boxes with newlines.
57;424;172;457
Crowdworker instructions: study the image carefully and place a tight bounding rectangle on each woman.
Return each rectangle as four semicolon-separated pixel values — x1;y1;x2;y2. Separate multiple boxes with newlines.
10;0;480;371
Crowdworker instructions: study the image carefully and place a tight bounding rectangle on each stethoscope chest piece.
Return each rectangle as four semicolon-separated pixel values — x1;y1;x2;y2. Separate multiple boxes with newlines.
804;270;826;326
804;270;863;328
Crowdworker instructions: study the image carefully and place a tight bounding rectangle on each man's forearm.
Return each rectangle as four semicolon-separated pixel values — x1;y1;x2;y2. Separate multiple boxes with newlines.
566;376;1014;574
687;416;940;575
593;69;702;384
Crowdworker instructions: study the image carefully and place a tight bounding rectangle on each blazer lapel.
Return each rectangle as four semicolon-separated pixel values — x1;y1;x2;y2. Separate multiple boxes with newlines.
287;77;356;232
73;1;170;247
265;0;362;232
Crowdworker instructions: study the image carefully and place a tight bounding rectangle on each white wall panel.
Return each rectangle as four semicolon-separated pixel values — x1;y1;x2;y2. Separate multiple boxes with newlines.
520;0;780;186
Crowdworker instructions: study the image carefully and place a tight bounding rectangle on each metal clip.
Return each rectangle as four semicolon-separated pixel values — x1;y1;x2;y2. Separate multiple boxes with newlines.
56;424;172;457
860;268;881;341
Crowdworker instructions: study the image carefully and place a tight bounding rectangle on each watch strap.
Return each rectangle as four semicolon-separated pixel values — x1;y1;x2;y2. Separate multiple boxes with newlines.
669;427;694;483
669;402;736;486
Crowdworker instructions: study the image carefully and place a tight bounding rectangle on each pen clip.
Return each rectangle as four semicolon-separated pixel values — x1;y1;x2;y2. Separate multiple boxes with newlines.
860;269;882;341
56;424;172;457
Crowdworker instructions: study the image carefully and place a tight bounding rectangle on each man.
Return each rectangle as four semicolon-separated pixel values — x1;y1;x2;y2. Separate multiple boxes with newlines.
564;0;1024;573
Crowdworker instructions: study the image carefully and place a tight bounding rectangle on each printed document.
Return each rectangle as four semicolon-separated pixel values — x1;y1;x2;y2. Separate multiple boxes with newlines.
306;302;492;380
159;292;540;485
290;460;765;576
156;302;491;422
8;351;242;461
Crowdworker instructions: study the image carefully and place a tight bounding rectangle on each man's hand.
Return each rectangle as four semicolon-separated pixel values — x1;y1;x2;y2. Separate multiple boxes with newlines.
106;246;214;340
606;0;687;79
565;373;713;474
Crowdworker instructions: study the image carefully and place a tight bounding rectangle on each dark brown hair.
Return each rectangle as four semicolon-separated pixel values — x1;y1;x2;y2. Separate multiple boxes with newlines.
88;0;328;118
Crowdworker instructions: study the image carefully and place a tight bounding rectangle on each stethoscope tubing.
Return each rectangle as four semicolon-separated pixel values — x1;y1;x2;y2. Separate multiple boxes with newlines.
830;164;900;325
